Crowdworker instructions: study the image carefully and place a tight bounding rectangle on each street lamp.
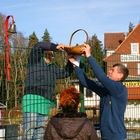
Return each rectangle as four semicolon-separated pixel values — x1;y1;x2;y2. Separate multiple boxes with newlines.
4;15;16;81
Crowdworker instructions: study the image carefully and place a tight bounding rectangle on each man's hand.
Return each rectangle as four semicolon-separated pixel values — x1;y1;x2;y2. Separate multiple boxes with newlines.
56;44;68;50
83;44;91;58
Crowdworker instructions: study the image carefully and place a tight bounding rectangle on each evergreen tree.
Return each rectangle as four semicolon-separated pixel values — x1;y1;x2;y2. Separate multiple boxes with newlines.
81;34;104;78
89;34;103;66
128;22;135;33
42;28;52;42
28;32;38;48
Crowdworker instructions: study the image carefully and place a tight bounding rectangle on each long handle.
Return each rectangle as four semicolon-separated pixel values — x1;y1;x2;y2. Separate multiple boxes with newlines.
69;29;89;46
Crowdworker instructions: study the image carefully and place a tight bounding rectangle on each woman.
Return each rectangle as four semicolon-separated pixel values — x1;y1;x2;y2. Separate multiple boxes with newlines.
44;86;99;140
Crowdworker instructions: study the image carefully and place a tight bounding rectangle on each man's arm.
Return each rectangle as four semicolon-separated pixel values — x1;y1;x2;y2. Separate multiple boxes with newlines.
74;66;105;97
68;55;104;96
34;42;58;51
69;44;123;96
84;44;124;95
28;42;65;65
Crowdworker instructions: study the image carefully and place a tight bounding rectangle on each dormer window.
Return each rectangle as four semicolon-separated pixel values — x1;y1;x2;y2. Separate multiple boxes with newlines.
119;40;123;44
131;43;139;54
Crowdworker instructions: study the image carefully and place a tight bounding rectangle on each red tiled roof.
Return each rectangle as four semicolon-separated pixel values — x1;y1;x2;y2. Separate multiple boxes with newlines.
104;23;140;61
104;32;125;50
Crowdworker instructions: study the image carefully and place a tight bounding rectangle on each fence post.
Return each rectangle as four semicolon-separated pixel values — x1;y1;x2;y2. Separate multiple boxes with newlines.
80;57;85;112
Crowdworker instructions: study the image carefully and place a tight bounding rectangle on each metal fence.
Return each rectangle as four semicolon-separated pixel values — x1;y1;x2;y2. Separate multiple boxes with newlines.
0;46;140;140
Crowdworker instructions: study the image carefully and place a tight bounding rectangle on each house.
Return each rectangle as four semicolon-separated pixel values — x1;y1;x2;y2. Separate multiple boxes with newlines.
104;23;140;100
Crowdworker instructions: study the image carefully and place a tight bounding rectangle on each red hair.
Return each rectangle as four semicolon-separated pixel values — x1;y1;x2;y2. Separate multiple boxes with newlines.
60;86;80;111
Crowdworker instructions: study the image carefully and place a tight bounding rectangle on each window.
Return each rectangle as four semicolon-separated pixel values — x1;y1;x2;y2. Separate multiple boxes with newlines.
138;63;140;75
131;43;139;54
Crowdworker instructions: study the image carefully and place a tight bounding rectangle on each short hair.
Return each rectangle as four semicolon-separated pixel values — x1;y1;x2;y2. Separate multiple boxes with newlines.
60;86;80;112
113;63;129;81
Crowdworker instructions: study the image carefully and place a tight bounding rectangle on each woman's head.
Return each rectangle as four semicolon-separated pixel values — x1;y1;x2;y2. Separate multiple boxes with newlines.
60;86;80;113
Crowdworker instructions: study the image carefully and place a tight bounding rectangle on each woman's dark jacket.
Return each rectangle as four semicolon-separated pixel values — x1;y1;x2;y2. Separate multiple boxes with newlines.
44;113;99;140
24;42;73;100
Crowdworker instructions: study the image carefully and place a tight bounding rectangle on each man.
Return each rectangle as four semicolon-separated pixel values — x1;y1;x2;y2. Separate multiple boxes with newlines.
68;44;129;140
22;42;73;140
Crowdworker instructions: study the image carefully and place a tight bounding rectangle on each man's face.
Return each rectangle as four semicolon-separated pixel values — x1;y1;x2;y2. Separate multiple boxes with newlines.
108;66;123;81
46;51;54;60
44;51;55;64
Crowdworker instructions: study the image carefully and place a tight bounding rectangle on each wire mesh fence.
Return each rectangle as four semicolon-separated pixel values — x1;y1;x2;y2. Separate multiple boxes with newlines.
0;45;140;139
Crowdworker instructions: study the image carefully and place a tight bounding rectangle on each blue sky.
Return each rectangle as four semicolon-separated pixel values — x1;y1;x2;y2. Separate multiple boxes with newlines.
1;0;140;46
